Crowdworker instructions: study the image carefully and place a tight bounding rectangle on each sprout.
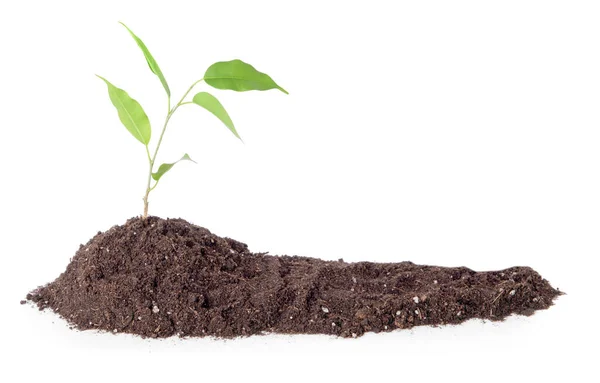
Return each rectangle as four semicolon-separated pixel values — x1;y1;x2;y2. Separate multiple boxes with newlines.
97;22;287;219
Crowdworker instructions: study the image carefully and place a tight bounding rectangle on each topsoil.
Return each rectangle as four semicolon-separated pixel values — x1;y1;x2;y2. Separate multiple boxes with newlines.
27;217;561;338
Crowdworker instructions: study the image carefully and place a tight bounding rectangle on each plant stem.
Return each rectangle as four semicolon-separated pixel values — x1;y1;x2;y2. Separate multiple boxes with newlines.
142;79;204;219
178;79;204;105
143;145;153;218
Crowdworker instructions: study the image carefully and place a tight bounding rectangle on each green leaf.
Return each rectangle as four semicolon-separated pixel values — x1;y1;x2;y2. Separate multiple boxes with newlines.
204;59;288;94
152;154;196;182
192;92;240;140
97;75;151;145
119;22;170;97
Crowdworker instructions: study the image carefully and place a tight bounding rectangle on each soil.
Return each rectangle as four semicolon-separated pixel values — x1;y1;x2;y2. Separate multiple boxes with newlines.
27;217;562;338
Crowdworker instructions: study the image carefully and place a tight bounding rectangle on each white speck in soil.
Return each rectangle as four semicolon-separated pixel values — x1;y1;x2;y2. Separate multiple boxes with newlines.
509;290;516;296
384;325;388;330
331;322;336;327
230;249;236;253
167;311;172;315
352;333;357;338
138;316;142;320
152;306;160;314
85;248;89;252
433;280;438;284
415;309;420;315
533;297;539;302
290;316;293;319
321;307;330;313
106;248;109;253
133;232;136;235
413;296;420;303
396;310;402;316
457;311;462;317
352;276;357;284
113;329;117;333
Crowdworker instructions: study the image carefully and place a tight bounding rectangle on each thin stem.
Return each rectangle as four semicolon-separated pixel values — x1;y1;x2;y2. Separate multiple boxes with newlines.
142;80;204;219
145;144;152;164
177;79;203;106
143;144;152;219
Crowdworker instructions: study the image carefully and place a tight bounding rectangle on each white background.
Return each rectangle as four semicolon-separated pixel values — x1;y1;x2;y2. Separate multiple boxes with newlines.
0;0;597;381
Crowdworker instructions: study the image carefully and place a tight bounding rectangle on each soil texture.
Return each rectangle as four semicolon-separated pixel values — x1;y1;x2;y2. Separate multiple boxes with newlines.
27;217;561;338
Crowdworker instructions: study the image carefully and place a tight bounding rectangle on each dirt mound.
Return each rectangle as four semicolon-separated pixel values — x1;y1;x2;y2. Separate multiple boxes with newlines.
27;217;561;338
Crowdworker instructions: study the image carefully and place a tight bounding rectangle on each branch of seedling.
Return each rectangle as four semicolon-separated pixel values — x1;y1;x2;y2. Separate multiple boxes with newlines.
142;79;203;218
97;23;287;220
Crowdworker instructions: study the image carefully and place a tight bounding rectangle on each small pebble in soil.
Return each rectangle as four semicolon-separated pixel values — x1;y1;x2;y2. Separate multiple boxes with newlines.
413;296;420;303
321;307;329;313
396;310;402;316
509;290;516;296
152;306;160;314
433;280;438;284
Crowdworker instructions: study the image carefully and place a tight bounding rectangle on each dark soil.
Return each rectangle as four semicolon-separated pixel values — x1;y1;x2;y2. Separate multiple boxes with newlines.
27;217;562;338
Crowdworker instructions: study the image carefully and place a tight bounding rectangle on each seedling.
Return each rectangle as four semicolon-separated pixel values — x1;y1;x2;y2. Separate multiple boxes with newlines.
98;22;287;218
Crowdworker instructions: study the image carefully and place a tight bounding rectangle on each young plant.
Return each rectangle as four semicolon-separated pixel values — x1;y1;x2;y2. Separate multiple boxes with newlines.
98;22;287;219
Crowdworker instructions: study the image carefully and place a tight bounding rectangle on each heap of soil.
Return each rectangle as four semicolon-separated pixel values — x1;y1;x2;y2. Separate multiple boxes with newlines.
27;217;561;338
